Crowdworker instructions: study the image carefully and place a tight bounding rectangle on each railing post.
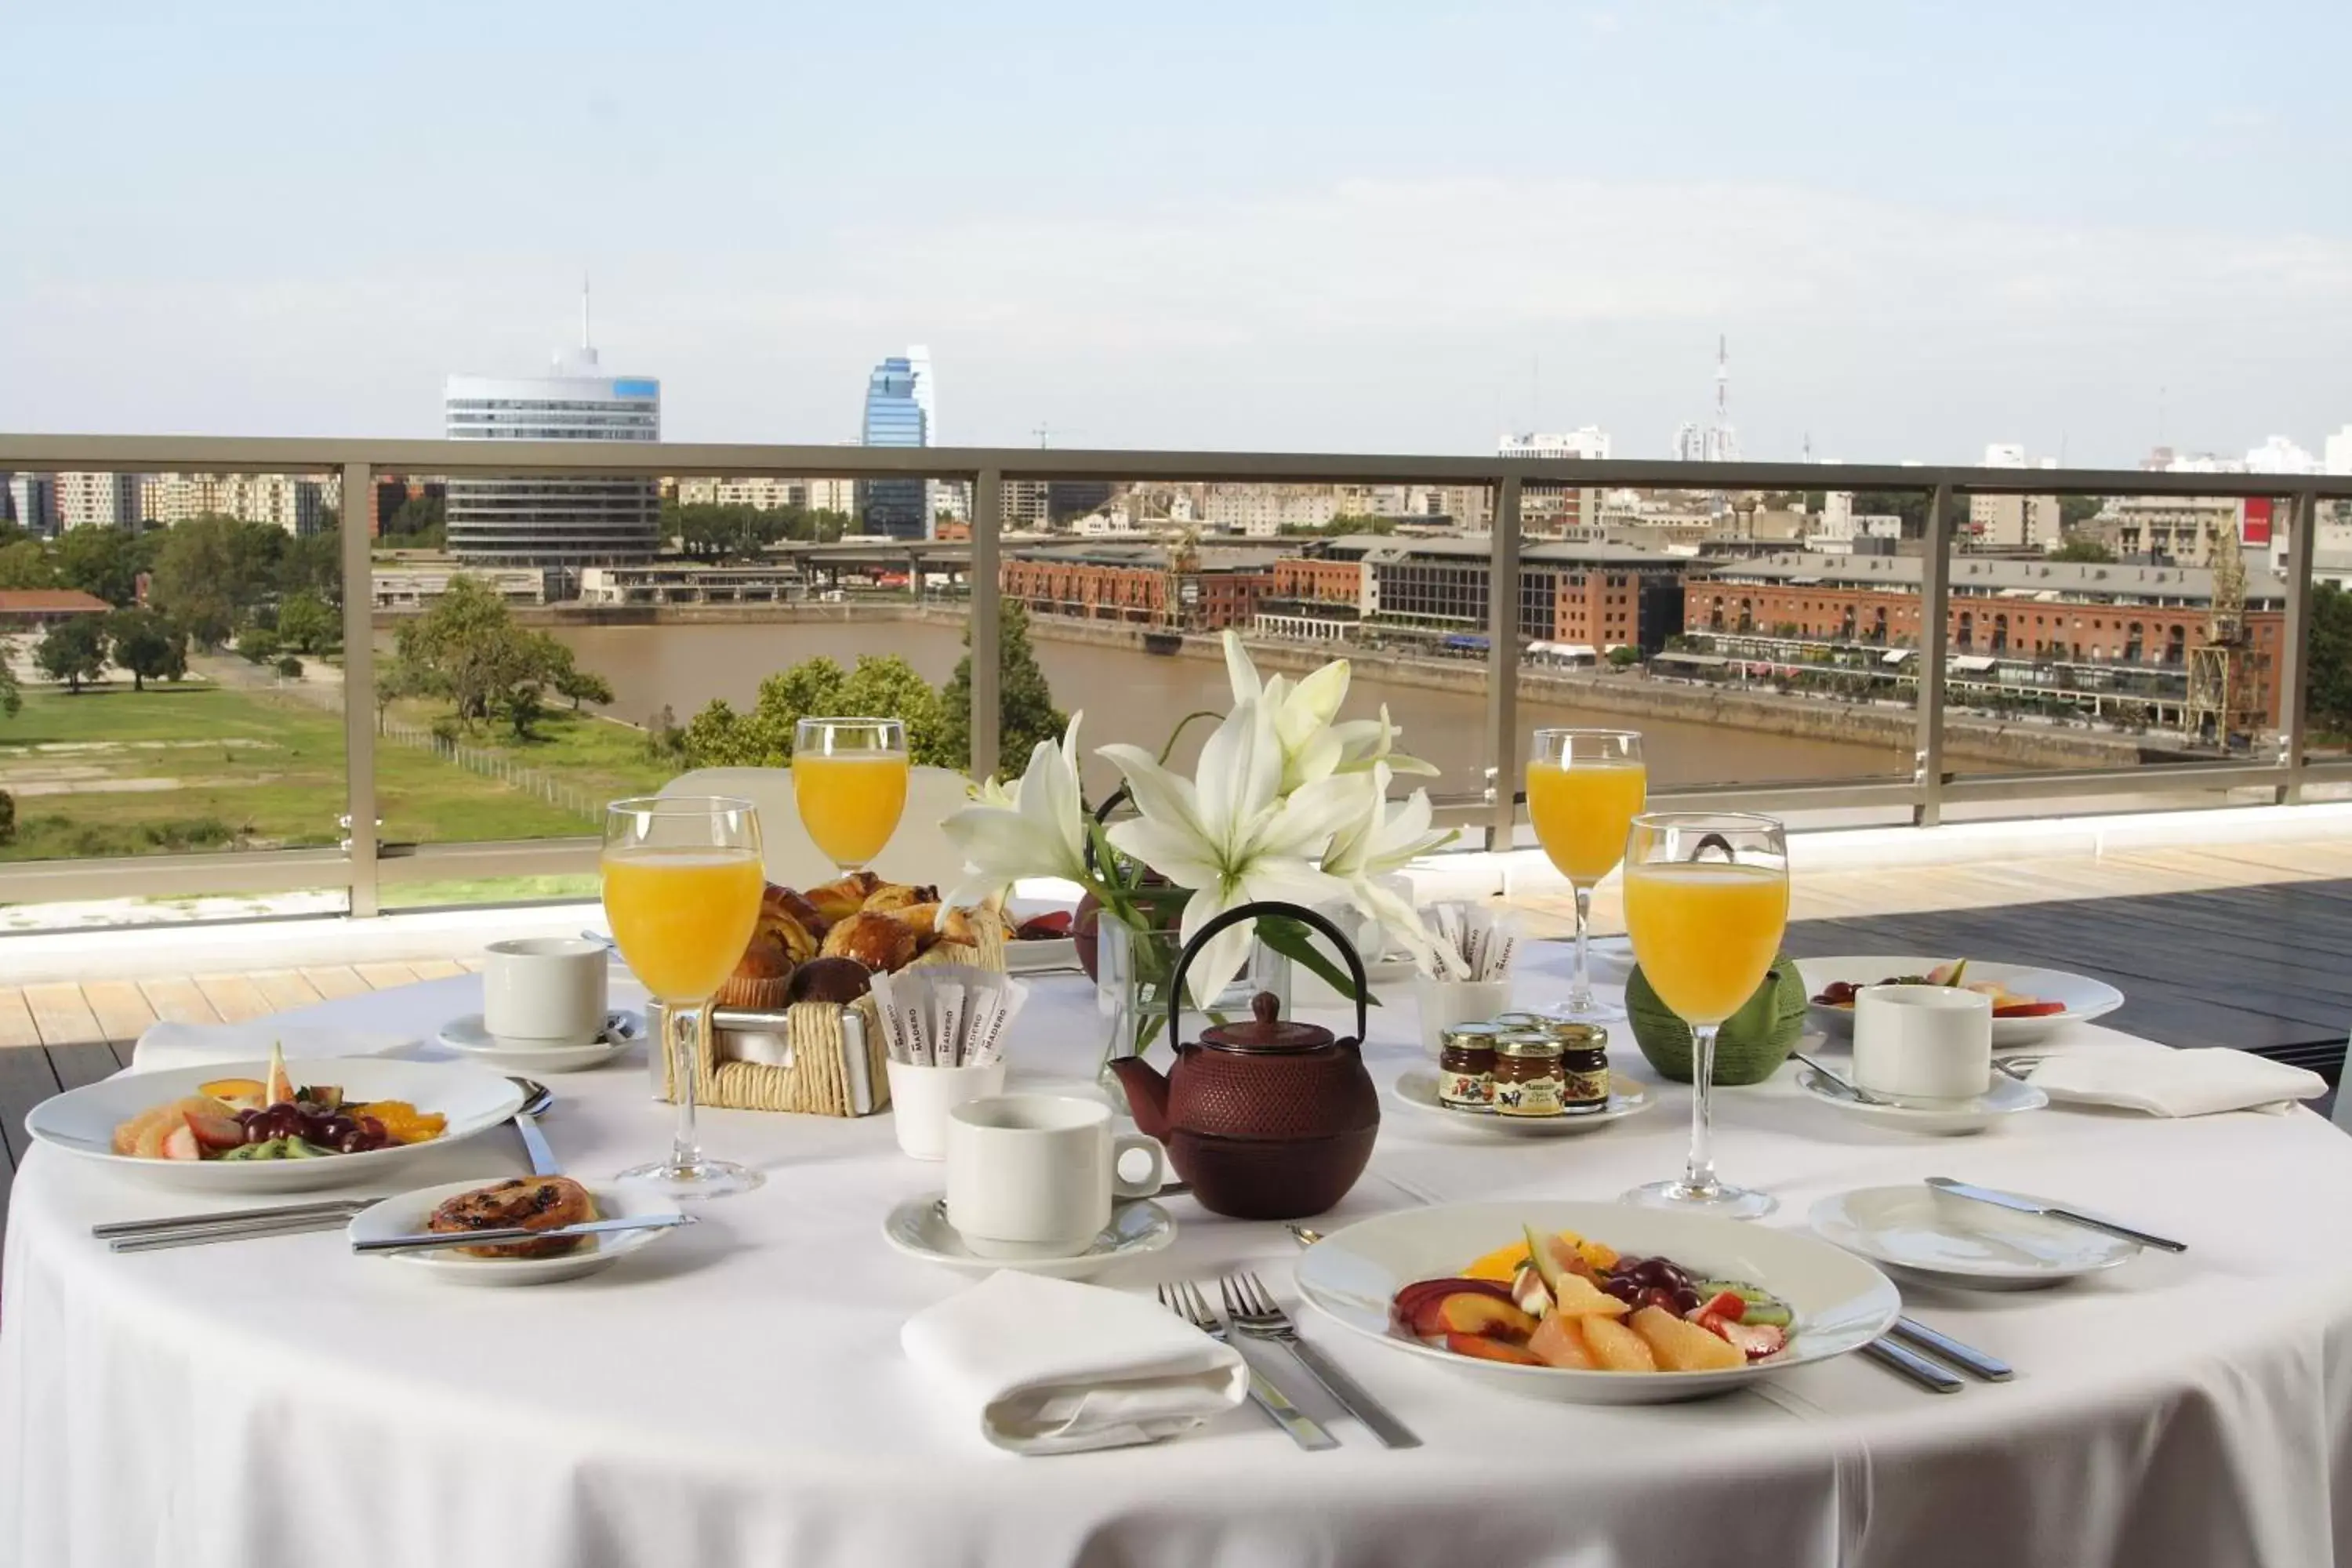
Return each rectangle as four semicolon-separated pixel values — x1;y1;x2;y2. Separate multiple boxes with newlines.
339;460;379;917
971;469;1003;781
1485;474;1523;852
2277;491;2318;804
1913;483;1953;828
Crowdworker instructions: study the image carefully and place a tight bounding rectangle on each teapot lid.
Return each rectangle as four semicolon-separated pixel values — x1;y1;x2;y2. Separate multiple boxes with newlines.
1198;991;1333;1054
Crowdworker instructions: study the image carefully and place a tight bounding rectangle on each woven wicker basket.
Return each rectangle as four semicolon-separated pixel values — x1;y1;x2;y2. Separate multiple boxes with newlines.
649;917;1008;1117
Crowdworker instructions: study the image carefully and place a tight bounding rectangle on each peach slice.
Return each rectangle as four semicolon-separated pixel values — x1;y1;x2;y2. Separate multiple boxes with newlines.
1545;1272;1632;1319
161;1123;202;1160
113;1105;176;1156
1393;1277;1512;1323
1528;1312;1598;1370
133;1110;187;1160
197;1078;266;1105
1579;1312;1660;1373
1443;1331;1544;1366
1631;1305;1746;1372
1412;1292;1539;1340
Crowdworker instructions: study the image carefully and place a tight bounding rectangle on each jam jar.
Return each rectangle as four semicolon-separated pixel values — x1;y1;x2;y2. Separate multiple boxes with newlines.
1490;1031;1566;1117
1437;1022;1504;1109
1548;1021;1611;1113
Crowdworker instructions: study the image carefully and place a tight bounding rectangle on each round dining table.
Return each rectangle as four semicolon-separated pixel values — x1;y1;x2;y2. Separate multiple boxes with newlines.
7;942;2352;1568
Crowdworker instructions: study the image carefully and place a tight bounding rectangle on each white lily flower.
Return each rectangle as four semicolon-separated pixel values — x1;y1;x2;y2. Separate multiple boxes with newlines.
1098;698;1371;1005
1329;703;1439;778
1321;764;1458;972
1221;631;1353;792
938;710;1089;908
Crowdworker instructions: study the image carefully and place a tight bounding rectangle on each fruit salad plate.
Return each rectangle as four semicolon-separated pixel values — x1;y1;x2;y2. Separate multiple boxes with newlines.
26;1057;524;1193
1797;956;2123;1047
1296;1200;1900;1404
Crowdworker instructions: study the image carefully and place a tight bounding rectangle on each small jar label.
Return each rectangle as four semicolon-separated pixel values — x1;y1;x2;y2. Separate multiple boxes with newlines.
1495;1074;1566;1116
1439;1069;1492;1108
1563;1065;1611;1110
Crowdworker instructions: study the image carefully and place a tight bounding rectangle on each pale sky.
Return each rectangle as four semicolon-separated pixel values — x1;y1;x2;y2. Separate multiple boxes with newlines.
5;0;2347;466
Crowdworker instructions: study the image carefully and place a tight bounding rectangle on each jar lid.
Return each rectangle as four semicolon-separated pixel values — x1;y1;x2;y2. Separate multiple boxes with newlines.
1489;1011;1552;1028
1541;1021;1608;1047
1441;1022;1506;1044
1494;1030;1564;1058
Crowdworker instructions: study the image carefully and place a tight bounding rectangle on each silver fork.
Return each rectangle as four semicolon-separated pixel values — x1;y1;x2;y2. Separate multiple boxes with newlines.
1222;1272;1420;1449
1159;1281;1338;1451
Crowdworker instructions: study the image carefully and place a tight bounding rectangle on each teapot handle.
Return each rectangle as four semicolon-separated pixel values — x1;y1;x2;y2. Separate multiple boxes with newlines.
1167;900;1370;1049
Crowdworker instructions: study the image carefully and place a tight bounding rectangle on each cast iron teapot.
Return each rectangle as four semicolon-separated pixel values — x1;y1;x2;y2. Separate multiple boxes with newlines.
1106;902;1379;1220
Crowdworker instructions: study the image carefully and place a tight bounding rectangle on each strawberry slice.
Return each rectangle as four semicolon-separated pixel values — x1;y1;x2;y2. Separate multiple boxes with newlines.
1692;1290;1748;1324
1719;1320;1786;1360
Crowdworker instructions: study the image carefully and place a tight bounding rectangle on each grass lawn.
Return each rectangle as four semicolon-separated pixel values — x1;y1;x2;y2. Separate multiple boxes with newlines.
0;682;621;862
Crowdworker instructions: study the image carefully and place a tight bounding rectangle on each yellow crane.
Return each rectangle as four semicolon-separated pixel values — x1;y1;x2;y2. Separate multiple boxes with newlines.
2184;518;2267;749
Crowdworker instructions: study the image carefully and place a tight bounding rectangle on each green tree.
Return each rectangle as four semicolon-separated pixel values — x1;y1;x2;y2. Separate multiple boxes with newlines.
554;662;615;712
390;575;560;730
2049;535;2115;564
681;654;950;768
1606;644;1642;668
147;514;287;647
2059;495;2107;530
0;539;55;590
35;616;108;693
235;625;282;664
278;524;343;604
0;656;20;718
938;600;1068;775
383;495;446;548
54;526;143;606
276;592;339;655
106;608;187;691
2307;583;2352;739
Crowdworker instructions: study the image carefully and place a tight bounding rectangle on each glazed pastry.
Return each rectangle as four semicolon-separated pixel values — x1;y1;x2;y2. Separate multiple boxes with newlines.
860;882;938;916
818;910;919;972
717;884;818;1007
804;871;884;926
426;1177;599;1259
896;903;979;952
784;955;873;1006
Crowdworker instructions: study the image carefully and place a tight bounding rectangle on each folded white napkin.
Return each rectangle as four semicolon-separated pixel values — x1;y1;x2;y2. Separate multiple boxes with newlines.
131;1022;418;1076
2028;1044;2326;1118
901;1271;1247;1456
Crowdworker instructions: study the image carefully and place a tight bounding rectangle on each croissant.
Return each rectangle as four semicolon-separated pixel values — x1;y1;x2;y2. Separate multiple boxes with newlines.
818;910;920;972
897;903;979;953
861;881;938;916
804;871;883;926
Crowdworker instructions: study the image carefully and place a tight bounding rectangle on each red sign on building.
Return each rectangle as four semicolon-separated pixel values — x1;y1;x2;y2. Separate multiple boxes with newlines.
2242;497;2273;547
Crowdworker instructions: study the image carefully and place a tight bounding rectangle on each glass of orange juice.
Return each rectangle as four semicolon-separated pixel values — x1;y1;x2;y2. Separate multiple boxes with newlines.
793;717;910;873
1621;811;1788;1219
1526;728;1646;1022
603;794;767;1198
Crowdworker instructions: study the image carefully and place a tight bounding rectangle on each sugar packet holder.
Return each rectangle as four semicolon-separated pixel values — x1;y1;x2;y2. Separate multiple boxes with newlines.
873;965;1029;1069
1428;901;1518;982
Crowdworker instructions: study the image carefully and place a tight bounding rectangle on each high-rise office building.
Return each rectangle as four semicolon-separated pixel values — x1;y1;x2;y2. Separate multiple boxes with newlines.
56;471;140;531
445;293;662;564
858;354;929;539
7;474;59;536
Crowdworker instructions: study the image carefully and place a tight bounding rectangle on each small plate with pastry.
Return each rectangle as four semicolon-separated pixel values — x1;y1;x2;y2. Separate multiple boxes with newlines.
347;1176;681;1287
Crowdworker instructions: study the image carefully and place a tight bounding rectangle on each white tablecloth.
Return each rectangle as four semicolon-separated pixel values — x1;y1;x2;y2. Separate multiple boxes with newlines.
8;943;2352;1568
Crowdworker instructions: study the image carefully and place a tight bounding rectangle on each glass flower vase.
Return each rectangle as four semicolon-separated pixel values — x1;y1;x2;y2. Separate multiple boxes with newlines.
1096;914;1290;1112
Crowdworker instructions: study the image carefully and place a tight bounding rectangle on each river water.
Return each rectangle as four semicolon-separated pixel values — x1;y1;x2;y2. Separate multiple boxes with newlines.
548;619;1907;795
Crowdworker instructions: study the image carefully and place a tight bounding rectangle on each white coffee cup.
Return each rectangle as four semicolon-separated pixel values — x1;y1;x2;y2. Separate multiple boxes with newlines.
1853;984;1993;1100
946;1094;1167;1259
482;938;611;1046
887;1056;1011;1161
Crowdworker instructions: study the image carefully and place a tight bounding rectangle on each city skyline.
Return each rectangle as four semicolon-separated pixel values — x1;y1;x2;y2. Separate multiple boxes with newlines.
3;2;2348;465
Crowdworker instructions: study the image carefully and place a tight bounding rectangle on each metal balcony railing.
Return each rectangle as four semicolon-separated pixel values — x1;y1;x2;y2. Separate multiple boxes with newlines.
2;432;2349;918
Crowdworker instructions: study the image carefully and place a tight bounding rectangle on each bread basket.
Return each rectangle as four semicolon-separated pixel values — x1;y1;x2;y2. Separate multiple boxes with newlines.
648;916;1007;1116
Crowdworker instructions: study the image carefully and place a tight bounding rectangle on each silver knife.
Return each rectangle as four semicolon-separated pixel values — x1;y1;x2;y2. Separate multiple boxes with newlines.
95;1199;367;1238
1889;1317;2012;1381
1861;1336;1964;1393
111;1212;359;1253
514;1106;561;1176
1926;1177;2187;1254
353;1213;693;1254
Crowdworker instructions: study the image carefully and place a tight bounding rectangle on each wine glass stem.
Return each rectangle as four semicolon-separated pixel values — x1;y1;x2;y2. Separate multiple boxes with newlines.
1568;884;1596;1011
670;1001;706;1174
1685;1023;1720;1198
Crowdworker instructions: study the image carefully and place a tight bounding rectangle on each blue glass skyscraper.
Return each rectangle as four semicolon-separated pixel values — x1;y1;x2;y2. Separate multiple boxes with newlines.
859;354;929;539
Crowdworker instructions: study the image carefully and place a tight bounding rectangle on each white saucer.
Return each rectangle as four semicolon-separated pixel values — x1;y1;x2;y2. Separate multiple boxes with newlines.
881;1193;1175;1279
437;1011;644;1073
1391;1068;1653;1136
1795;1067;2047;1135
1809;1184;2139;1290
348;1178;682;1287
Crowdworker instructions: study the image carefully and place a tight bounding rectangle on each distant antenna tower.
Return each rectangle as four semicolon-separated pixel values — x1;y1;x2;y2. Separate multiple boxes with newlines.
1715;335;1729;424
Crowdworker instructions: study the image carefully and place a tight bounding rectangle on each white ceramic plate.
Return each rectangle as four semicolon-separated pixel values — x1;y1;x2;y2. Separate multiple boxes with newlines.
1795;1066;2048;1136
1295;1200;1900;1404
1809;1184;2138;1290
1796;956;2124;1046
1390;1069;1654;1137
881;1193;1175;1279
347;1178;681;1287
1004;937;1080;975
26;1057;524;1192
437;1010;644;1073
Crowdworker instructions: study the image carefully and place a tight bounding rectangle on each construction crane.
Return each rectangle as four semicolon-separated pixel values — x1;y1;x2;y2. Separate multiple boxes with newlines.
2184;518;2267;750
